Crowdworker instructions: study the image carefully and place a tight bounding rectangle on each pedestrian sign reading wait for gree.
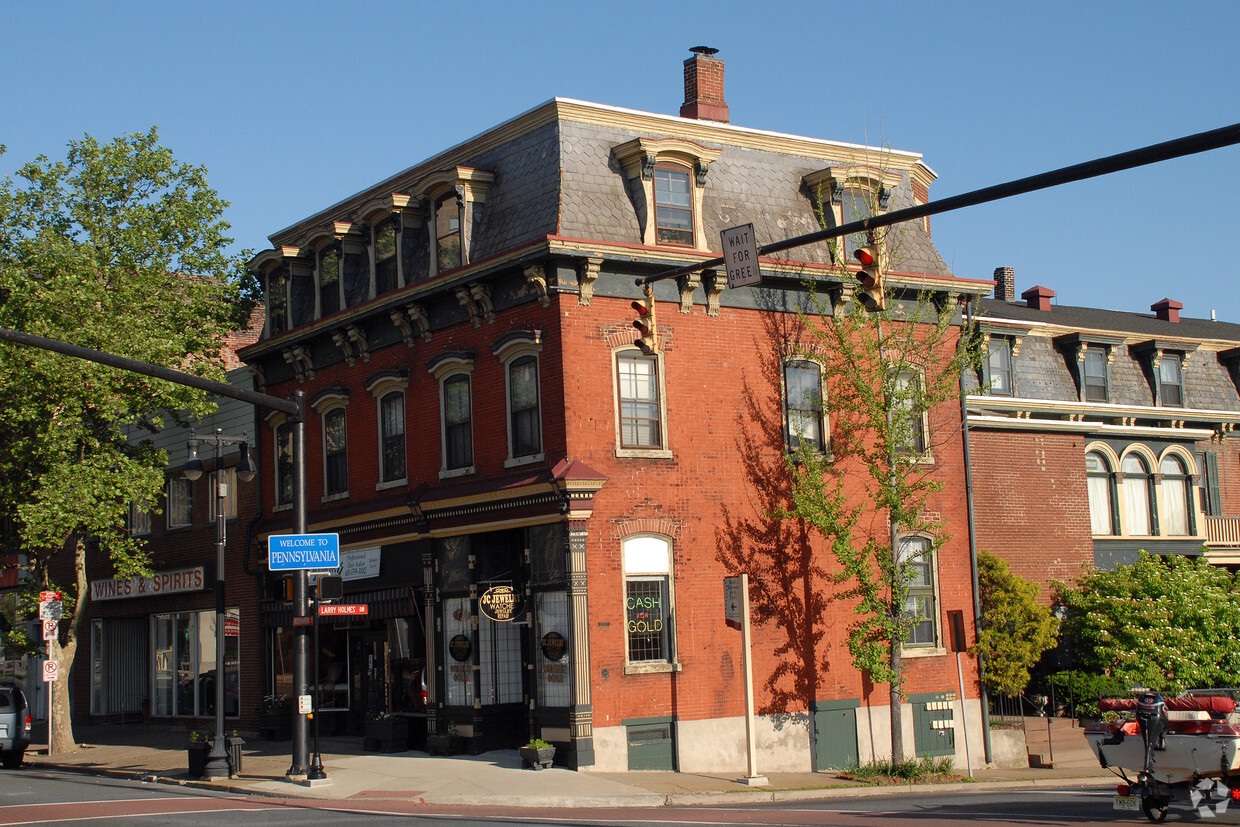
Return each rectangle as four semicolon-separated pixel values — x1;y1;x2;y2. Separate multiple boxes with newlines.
721;223;762;288
268;533;340;571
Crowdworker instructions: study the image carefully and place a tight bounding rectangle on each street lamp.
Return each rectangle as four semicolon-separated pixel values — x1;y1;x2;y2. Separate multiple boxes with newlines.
184;428;256;779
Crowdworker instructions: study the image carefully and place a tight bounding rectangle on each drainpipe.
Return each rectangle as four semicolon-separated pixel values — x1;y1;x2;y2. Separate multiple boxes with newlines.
959;295;992;763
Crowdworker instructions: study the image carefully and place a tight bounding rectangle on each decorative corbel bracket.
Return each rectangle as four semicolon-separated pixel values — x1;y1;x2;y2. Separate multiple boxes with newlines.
456;283;495;327
702;269;725;317
347;325;370;363
829;283;856;316
677;272;700;314
578;257;602;306
390;303;433;348
331;329;357;367
248;364;266;394
524;264;551;308
281;345;315;383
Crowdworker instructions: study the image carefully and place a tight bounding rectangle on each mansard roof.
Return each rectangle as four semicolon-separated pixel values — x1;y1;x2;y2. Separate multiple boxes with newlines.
266;97;952;281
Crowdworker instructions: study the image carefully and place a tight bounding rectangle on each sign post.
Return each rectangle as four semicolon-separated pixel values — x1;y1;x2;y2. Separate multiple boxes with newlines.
42;659;57;757
725;574;768;786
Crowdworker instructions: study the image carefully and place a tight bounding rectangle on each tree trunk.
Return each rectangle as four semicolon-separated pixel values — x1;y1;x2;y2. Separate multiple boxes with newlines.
44;536;88;754
889;643;904;763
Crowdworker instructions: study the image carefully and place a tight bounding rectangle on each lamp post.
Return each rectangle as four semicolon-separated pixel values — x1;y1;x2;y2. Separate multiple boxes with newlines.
184;428;256;779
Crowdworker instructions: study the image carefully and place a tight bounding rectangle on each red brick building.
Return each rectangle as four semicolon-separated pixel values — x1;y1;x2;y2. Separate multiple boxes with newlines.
966;268;1240;601
237;50;986;773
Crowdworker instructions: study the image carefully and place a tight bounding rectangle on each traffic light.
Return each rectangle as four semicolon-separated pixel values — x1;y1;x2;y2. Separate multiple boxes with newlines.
317;575;343;602
853;243;886;311
631;286;659;354
282;576;295;601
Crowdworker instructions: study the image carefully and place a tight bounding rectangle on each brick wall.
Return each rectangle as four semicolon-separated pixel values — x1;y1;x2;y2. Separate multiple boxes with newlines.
969;429;1093;600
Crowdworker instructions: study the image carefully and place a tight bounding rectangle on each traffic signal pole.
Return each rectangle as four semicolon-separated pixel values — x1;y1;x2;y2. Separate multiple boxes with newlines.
0;325;312;783
635;121;1240;287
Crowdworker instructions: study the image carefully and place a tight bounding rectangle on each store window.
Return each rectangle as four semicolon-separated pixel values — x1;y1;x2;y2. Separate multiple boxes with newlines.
784;359;825;453
442;596;475;707
151;609;239;717
1086;451;1117;535
622;535;676;670
167;477;192;529
535;591;571;707
1121;453;1154;535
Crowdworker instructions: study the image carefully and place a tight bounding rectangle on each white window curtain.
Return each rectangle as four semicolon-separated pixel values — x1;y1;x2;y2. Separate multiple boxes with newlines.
1122;455;1152;535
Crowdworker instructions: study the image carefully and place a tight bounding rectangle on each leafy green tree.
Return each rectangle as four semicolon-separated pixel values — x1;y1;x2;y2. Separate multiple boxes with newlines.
973;550;1058;697
781;281;980;762
1054;551;1240;694
0;129;251;752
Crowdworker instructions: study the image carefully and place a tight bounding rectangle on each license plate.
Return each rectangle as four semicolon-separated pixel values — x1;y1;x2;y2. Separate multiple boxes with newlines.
1113;795;1141;811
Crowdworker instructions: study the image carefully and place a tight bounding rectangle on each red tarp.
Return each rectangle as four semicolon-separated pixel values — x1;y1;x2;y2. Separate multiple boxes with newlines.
1099;696;1237;713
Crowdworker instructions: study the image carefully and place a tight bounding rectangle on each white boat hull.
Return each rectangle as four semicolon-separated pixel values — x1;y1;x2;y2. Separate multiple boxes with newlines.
1086;729;1240;785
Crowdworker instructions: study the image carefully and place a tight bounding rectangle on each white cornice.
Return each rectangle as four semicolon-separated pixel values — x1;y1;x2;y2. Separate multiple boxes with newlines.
966;413;1215;439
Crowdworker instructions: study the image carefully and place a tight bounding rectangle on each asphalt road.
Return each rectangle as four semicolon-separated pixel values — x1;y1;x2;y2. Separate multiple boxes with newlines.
0;769;1205;826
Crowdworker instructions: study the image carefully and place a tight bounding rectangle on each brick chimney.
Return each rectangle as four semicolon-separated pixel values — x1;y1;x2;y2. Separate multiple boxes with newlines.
1022;285;1055;312
1152;297;1183;323
993;266;1015;302
680;46;729;124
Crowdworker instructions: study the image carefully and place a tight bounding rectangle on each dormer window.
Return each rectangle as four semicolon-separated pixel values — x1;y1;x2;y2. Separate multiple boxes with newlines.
1130;340;1195;408
374;219;399;294
985;337;1014;396
653;163;694;246
613;137;720;251
1055;333;1121;404
803;164;904;264
1083;349;1108;402
1159;354;1184;407
435;192;462;273
318;246;340;317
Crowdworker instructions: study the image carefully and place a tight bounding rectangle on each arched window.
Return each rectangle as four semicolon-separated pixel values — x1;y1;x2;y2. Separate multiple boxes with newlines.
318;247;340;317
1086;451;1116;535
1160;455;1192;536
1121;454;1153;535
374;219;399;295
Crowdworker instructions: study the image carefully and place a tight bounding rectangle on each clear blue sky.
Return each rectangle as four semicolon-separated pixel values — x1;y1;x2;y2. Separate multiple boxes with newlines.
4;1;1238;321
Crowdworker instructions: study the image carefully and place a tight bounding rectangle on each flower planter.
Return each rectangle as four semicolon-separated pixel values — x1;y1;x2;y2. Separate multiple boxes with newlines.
187;743;209;779
520;745;555;770
226;735;245;777
364;717;409;753
426;733;465;755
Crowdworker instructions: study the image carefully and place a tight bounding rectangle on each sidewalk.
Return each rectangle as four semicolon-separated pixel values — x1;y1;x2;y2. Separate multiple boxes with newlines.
20;723;1116;807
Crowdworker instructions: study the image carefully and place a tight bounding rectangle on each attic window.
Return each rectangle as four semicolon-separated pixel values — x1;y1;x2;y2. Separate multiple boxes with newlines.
803;165;904;263
613;137;721;251
1131;340;1195;408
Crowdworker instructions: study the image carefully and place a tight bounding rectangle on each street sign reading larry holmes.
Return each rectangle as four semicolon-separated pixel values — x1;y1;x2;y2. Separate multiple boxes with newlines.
268;533;340;570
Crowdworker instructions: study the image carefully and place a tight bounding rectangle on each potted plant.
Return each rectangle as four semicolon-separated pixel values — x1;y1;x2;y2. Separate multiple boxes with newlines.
364;710;409;752
426;720;465;755
256;694;292;741
519;737;555;770
187;728;211;778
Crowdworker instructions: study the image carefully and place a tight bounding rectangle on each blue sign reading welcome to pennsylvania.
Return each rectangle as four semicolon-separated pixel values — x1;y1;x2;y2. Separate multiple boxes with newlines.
268;533;340;570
